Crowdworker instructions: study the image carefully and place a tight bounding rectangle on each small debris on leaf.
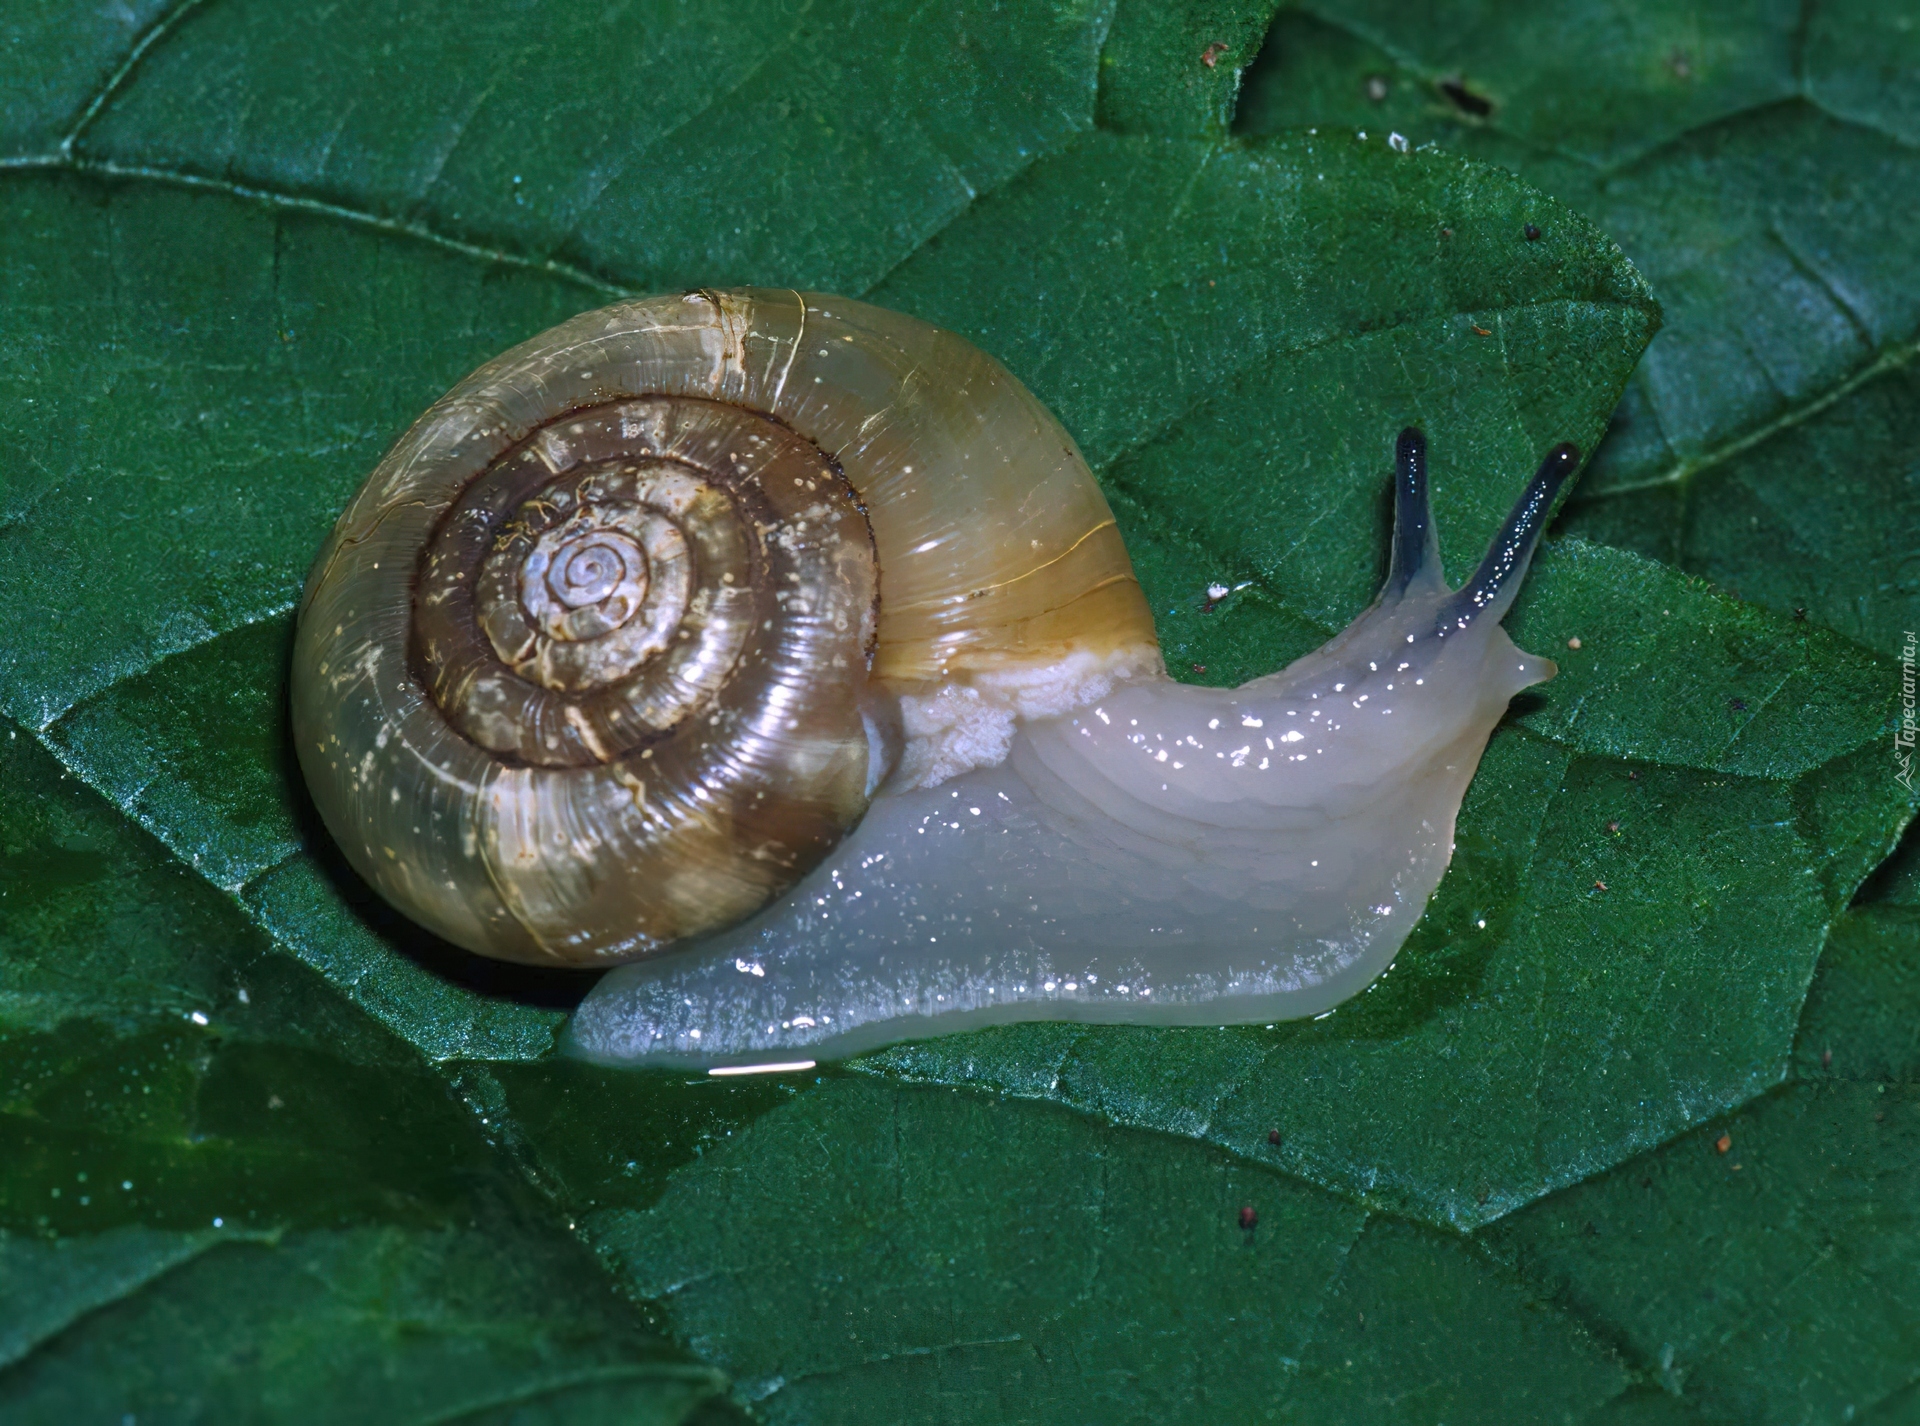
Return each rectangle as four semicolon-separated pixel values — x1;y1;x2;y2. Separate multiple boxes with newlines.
1439;78;1493;116
1566;636;1581;649
1715;1134;1732;1154
1524;222;1542;241
1267;1128;1282;1146
1239;1205;1258;1231
1201;41;1228;68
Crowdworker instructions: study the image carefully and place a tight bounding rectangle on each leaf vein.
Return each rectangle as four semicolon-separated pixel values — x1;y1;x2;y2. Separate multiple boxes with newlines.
1583;331;1920;500
0;156;629;298
59;0;217;157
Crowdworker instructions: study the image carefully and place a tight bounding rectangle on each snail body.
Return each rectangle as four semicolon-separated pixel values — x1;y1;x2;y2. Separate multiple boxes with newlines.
292;289;1576;1069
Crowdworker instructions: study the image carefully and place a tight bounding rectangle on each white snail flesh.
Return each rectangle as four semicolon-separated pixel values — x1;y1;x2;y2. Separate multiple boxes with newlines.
291;289;1577;1069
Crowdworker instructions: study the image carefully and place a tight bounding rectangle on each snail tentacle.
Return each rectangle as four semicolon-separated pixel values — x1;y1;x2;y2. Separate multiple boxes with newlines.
1385;426;1441;598
1440;441;1579;632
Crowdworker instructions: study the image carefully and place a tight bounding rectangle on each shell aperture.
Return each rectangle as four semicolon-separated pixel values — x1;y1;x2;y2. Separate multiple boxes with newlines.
289;289;1575;1066
571;427;1577;1067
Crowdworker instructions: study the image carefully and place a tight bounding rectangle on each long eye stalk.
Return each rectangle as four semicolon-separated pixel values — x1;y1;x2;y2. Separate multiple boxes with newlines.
1440;440;1580;631
1385;426;1440;596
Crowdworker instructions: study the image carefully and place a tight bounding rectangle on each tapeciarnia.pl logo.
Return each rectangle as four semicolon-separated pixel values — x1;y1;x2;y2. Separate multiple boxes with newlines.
1898;630;1916;792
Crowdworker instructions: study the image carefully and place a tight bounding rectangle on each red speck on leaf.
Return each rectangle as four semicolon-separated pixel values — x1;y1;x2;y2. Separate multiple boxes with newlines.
1715;1134;1732;1154
1201;41;1228;68
1592;880;1608;892
1471;324;1492;336
1267;1129;1281;1147
1238;1205;1258;1231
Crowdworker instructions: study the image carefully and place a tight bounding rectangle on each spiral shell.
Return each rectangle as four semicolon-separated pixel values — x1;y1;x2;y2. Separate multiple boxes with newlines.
292;290;1159;966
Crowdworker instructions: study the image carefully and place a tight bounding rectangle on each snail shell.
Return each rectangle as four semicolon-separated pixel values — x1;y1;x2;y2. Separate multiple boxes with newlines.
293;289;1577;1067
293;289;1158;965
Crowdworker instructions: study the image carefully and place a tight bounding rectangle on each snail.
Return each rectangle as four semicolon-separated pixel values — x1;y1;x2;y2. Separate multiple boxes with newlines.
292;288;1578;1070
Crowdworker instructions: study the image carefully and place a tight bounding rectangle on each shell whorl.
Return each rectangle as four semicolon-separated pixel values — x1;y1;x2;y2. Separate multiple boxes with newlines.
411;397;875;771
292;289;1159;966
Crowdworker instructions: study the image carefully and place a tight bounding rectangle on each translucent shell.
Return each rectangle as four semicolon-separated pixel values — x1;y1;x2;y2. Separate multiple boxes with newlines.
292;290;1157;966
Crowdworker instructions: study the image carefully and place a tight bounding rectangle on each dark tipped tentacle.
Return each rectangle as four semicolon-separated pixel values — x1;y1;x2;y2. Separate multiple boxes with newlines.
1384;427;1441;597
1437;441;1580;633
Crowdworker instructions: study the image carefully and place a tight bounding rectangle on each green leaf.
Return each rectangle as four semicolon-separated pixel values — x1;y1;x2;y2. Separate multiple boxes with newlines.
1095;0;1282;136
58;0;1118;294
2;1225;731;1424
1796;904;1920;1084
0;0;171;153
589;1074;1630;1425
0;729;730;1420
1484;1078;1920;1422
1;0;1915;1419
1235;0;1920;660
